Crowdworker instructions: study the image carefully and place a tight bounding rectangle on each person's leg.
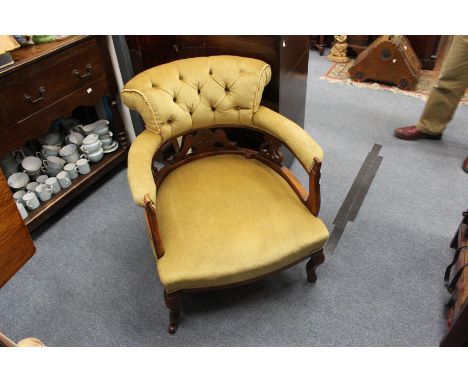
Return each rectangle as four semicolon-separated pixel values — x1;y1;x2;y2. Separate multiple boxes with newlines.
417;35;468;135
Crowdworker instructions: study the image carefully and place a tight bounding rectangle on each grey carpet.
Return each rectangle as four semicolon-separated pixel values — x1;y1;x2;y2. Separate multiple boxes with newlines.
1;51;468;346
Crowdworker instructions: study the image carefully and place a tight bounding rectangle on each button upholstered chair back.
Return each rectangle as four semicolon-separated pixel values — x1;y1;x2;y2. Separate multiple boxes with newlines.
121;55;272;141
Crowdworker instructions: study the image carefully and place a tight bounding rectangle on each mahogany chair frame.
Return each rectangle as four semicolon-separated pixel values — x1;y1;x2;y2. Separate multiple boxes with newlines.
143;125;325;334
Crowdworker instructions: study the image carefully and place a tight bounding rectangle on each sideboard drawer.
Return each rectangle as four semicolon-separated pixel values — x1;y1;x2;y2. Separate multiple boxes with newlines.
0;38;105;128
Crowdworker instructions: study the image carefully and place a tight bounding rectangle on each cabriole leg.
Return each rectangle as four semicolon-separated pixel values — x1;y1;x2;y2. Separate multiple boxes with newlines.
164;291;182;334
306;249;325;283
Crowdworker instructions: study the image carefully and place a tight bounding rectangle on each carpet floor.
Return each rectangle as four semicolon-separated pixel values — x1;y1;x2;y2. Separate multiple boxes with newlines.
1;50;468;346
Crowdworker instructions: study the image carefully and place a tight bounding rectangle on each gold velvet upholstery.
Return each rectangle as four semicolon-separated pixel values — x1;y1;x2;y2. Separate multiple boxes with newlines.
121;55;329;295
155;155;329;292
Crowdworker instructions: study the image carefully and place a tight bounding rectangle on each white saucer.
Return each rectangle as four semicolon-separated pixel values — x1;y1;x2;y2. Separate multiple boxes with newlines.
102;141;119;154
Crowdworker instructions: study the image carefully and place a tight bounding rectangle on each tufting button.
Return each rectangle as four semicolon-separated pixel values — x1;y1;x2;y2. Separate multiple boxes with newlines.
211;106;216;111
179;75;183;80
173;97;177;102
209;69;213;75
235;106;241;110
197;88;201;94
225;86;230;92
167;119;173;124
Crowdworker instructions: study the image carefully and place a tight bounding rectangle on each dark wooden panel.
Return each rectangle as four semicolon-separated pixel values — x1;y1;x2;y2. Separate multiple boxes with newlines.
0;171;35;288
0;38;104;128
0;78;109;155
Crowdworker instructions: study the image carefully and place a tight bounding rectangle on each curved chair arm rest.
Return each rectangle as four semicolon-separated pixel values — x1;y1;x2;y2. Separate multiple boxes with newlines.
251;106;323;173
128;129;162;207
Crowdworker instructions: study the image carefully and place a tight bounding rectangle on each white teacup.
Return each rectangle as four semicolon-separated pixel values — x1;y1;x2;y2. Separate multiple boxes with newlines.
23;191;40;210
76;158;91;175
81;142;102;155
66;132;84;146
36;174;49;184
60;144;80;163
83;147;103;163
57;171;72;188
22;156;42;172
41;145;61;157
26;181;39;194
35;183;53;202
64;163;79;179
45;177;61;194
43;156;66;169
16;201;28;219
13;190;26;206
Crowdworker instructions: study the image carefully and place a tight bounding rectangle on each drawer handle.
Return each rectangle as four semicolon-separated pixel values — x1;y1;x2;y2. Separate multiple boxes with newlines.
73;64;92;79
24;87;46;104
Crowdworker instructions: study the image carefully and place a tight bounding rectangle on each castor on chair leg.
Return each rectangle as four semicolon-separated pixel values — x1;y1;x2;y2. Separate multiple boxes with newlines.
306;249;325;283
164;291;181;334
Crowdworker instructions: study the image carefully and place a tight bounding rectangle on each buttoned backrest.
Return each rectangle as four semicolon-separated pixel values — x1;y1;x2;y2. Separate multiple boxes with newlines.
121;56;272;141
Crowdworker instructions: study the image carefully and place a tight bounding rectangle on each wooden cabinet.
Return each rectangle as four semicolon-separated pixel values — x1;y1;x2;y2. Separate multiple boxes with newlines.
0;171;35;288
0;36;130;231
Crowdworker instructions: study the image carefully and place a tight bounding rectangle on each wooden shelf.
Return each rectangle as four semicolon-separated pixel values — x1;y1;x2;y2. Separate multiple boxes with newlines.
24;148;127;232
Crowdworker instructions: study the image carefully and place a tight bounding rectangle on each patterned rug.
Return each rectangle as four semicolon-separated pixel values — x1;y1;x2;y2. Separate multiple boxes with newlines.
320;39;468;106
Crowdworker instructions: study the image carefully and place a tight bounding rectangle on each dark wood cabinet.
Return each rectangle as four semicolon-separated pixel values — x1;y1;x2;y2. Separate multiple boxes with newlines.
0;36;130;231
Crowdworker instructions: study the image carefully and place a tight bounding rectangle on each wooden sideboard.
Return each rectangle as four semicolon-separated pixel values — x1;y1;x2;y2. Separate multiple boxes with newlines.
0;36;130;231
125;35;310;166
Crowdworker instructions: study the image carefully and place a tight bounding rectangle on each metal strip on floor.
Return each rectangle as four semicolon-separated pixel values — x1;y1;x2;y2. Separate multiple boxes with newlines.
325;144;383;254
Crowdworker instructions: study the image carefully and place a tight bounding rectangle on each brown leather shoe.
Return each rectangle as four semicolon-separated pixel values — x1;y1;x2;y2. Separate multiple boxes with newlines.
462;157;468;173
394;125;442;140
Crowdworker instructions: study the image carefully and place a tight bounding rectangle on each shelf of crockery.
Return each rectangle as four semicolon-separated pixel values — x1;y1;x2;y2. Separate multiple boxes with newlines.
24;148;127;232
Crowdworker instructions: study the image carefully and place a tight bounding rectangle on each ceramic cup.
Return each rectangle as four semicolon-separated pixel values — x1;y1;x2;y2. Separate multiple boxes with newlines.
57;171;72;188
64;163;78;179
59;144;80;163
22;156;42;172
41;145;61;157
23;191;40;210
26;181;39;194
16;201;28;219
36;174;49;184
43;156;66;169
35;183;53;202
13;190;26;206
100;135;113;147
66;132;84;146
7;172;29;191
45;177;61;194
83;147;103;163
76;158;90;175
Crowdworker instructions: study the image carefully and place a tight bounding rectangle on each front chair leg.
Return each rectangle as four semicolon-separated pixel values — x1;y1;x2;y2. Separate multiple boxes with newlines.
306;249;325;283
164;291;182;334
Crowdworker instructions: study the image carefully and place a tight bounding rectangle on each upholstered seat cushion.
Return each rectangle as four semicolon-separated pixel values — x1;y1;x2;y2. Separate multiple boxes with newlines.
155;154;329;292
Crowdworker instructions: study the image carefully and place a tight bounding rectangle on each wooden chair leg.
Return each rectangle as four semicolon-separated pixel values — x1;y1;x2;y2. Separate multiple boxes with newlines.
164;291;182;334
306;249;325;283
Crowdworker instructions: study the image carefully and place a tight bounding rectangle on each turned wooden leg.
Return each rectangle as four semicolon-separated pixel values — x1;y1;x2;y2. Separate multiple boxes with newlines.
164;291;181;334
306;249;325;283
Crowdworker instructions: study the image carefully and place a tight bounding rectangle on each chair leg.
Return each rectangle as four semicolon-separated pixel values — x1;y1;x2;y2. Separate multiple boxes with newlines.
306;249;325;283
164;291;182;334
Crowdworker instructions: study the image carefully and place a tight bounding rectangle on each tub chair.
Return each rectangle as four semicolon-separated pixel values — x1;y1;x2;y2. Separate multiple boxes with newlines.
121;56;329;334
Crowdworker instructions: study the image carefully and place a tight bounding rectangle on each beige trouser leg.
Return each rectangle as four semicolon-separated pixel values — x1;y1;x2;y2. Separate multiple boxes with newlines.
417;35;468;135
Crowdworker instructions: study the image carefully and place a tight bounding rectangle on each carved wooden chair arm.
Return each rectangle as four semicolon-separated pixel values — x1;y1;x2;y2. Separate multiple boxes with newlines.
127;129;162;207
